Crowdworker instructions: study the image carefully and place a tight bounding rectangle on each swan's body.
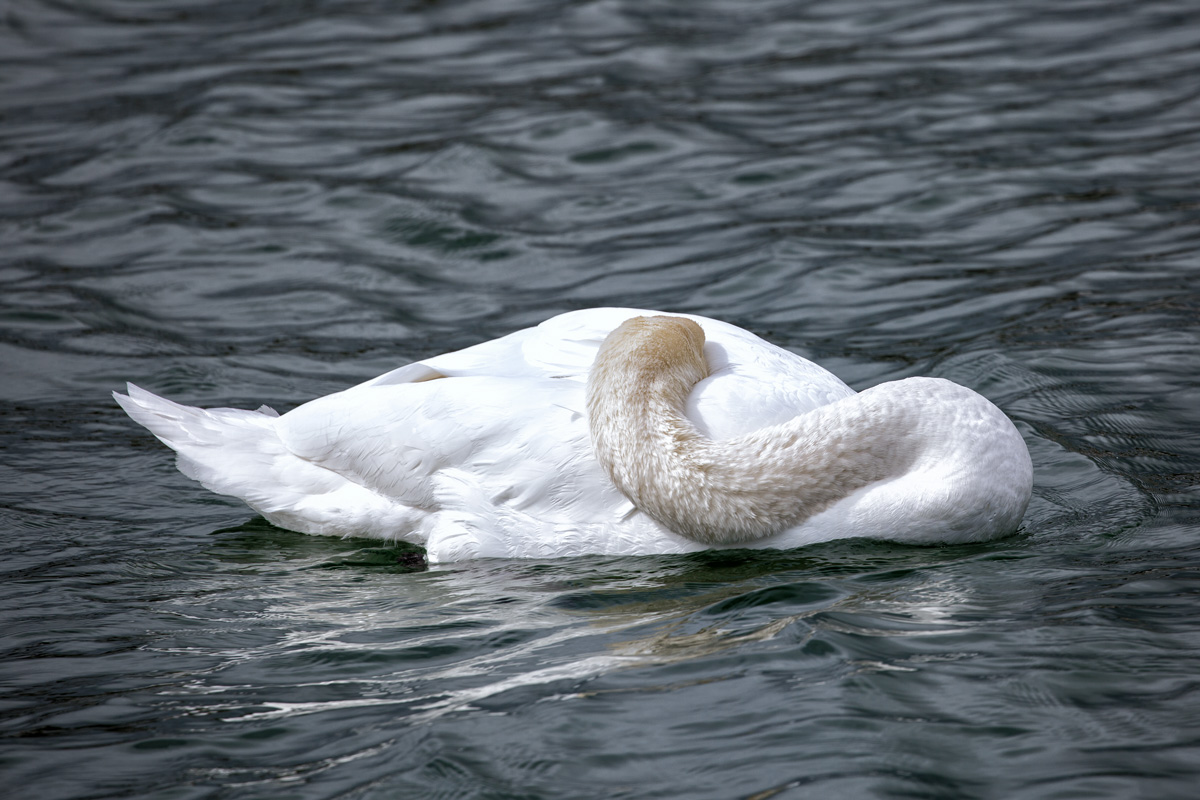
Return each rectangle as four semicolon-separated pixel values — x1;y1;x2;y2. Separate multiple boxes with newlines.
115;308;1032;563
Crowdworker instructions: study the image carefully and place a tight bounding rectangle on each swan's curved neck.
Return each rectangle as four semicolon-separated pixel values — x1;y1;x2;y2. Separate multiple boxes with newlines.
585;316;919;545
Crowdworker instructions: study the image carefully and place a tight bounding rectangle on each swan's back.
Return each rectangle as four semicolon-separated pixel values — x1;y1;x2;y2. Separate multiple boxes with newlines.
364;308;854;438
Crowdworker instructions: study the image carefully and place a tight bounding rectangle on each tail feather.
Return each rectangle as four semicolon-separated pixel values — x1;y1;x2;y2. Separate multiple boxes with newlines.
114;382;296;497
114;383;426;543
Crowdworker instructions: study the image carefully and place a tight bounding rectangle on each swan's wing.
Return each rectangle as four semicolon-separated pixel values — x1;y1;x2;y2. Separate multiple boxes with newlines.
357;309;667;388
274;376;625;525
683;315;856;439
345;307;856;442
520;308;657;378
355;327;537;387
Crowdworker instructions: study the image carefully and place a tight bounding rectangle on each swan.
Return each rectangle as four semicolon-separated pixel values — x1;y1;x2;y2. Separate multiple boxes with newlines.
114;307;1032;563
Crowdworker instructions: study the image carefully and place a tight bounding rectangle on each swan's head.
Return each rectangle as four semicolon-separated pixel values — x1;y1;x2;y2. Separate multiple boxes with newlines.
591;315;708;399
587;316;709;492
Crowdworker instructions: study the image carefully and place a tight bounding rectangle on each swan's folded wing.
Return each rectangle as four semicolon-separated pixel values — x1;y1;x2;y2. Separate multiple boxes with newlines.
684;316;856;438
352;311;624;387
274;382;477;509
355;327;535;387
349;308;856;413
274;376;616;519
330;306;858;447
521;308;650;379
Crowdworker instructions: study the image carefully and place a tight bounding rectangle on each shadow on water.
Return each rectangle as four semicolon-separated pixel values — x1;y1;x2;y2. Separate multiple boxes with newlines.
208;517;430;573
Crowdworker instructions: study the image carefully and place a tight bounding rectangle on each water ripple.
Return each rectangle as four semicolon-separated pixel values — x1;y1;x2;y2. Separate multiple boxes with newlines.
4;1;1200;798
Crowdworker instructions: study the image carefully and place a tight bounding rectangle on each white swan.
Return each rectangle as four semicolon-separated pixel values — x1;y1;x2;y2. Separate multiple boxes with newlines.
115;307;1032;563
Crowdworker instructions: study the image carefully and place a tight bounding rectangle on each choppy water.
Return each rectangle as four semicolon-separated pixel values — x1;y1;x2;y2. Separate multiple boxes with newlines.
3;1;1200;798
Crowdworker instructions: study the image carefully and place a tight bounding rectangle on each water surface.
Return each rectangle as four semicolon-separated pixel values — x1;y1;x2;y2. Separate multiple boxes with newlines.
3;1;1200;798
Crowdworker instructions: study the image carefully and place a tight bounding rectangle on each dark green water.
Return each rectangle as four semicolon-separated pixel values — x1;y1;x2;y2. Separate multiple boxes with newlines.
3;1;1200;798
